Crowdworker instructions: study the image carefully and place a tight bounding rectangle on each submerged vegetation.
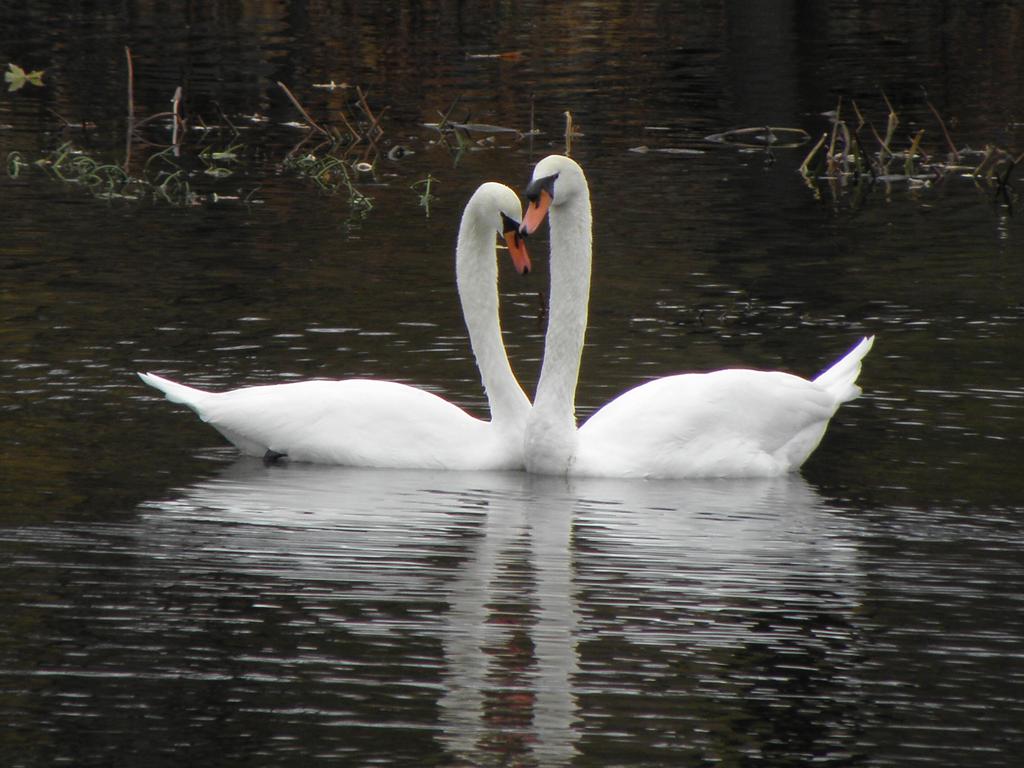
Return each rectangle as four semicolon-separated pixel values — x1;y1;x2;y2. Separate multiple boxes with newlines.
632;93;1019;211
4;47;1019;217
5;63;45;92
3;48;532;214
798;94;1022;206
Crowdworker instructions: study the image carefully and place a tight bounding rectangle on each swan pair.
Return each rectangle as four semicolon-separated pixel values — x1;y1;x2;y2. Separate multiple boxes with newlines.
140;155;873;478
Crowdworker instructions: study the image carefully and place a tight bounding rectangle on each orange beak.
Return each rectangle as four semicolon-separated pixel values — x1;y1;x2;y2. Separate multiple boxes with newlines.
503;229;531;275
520;189;553;236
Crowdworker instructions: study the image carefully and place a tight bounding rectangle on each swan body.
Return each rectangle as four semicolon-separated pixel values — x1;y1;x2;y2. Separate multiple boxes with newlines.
519;154;874;479
574;337;873;478
140;182;532;470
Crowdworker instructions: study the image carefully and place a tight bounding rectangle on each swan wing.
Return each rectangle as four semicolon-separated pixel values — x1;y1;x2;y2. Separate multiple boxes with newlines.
576;369;838;478
140;375;510;469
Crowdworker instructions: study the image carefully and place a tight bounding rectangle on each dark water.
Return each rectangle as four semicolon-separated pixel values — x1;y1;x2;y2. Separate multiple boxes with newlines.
2;1;1023;765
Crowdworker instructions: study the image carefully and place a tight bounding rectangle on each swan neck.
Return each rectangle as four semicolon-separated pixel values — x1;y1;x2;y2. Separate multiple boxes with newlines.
456;212;531;427
528;188;591;470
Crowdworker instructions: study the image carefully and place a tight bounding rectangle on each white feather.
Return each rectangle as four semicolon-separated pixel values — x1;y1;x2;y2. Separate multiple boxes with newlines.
140;183;531;470
522;155;874;478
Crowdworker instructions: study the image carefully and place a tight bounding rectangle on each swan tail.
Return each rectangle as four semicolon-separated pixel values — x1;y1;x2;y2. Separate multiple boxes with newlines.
138;372;212;414
813;336;875;404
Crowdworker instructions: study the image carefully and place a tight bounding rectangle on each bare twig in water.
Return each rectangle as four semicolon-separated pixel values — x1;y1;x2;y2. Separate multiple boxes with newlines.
334;106;362;146
880;93;898;162
851;100;867;133
995;152;1023;199
564;110;575;156
924;94;960;163
125;47;135;127
171;86;183;154
47;108;97;132
839;121;852;175
795;91;1012;203
855;98;888;167
850;129;876;178
905;129;926;176
436;95;462;135
284;130;318;161
213;101;239;138
277;81;330;136
124;46;135;171
971;145;996;180
355;86;387;155
826;97;842;177
799;132;827;176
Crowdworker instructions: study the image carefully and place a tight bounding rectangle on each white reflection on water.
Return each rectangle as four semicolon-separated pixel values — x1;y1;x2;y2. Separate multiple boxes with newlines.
135;460;864;764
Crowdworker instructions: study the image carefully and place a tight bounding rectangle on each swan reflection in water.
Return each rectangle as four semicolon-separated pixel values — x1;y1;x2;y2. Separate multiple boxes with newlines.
137;460;862;764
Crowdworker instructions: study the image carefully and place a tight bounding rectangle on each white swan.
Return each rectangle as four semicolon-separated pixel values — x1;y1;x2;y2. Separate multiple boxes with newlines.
519;154;874;478
139;182;533;469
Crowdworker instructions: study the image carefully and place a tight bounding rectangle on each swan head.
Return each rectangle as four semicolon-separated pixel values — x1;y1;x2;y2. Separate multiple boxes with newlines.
520;154;586;235
470;181;532;275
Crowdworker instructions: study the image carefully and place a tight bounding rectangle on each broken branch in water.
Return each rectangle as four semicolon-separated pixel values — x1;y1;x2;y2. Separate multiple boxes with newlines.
994;152;1022;199
277;81;330;136
799;132;828;176
880;92;898;162
564;110;582;156
171;86;183;153
355;86;387;155
794;91;1022;205
124;46;135;171
924;94;960;164
904;129;926;176
435;95;462;135
827;98;843;177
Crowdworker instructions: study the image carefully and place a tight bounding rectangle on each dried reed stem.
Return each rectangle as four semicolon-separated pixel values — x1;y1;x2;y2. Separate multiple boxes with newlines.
277;81;330;136
881;92;898;161
171;86;182;153
826;98;842;176
925;97;960;163
851;100;866;132
436;96;461;134
124;46;135;171
905;129;925;175
356;86;387;154
799;132;827;176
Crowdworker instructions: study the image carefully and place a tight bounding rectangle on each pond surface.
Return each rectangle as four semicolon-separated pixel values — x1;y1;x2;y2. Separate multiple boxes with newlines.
2;1;1023;765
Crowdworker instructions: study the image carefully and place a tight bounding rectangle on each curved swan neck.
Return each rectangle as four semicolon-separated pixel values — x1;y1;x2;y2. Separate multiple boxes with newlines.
456;205;531;427
528;178;592;471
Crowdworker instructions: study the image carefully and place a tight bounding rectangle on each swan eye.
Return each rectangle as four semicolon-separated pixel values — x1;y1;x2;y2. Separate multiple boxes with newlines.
499;212;520;234
524;172;559;203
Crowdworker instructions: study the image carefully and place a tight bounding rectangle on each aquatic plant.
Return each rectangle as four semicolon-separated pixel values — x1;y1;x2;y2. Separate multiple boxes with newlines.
5;63;44;91
282;151;374;211
277;80;387;162
6;142;193;205
423;94;534;162
410;174;439;217
1;47;528;217
799;94;1022;206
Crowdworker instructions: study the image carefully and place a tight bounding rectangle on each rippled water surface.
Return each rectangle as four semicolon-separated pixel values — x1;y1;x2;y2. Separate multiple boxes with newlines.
2;1;1023;766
